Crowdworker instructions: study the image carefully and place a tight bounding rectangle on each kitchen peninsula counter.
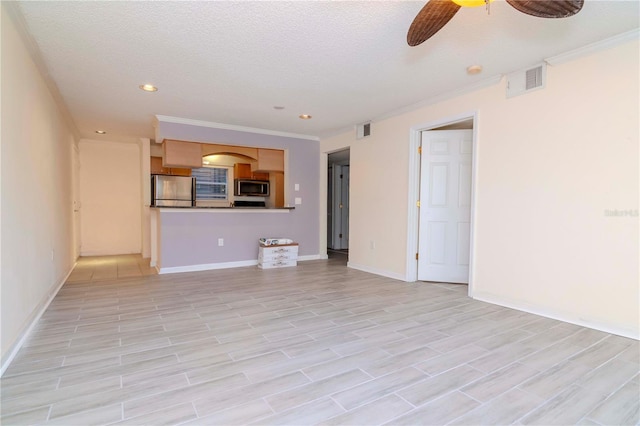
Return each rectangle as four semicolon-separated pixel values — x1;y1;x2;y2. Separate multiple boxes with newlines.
150;206;295;212
150;206;320;275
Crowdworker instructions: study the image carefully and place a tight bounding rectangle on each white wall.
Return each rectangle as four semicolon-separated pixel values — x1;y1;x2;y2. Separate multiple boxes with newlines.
320;39;639;338
79;139;142;255
1;5;78;371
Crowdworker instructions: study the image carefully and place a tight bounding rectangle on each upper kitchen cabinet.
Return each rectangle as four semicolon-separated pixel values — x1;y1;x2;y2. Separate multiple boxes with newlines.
150;156;167;174
163;140;202;168
252;148;284;172
202;144;257;159
234;163;269;181
158;140;283;174
234;163;252;179
150;156;191;176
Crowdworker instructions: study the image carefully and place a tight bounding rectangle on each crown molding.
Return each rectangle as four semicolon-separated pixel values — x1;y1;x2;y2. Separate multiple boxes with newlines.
79;137;142;145
378;75;503;123
545;28;639;66
318;75;502;140
154;115;319;142
319;29;640;141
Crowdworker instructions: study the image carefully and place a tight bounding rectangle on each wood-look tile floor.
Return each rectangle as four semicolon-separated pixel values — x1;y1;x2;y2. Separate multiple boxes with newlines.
66;255;157;283
1;256;638;425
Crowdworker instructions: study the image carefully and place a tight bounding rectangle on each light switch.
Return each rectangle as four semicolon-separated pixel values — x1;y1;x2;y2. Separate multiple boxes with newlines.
294;183;300;191
295;197;302;205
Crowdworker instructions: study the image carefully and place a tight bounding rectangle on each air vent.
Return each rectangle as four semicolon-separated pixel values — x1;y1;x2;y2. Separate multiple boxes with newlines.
506;63;546;98
356;122;371;139
525;66;543;90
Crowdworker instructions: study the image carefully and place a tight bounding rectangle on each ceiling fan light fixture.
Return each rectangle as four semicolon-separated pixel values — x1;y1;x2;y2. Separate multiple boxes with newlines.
451;0;493;7
408;0;584;47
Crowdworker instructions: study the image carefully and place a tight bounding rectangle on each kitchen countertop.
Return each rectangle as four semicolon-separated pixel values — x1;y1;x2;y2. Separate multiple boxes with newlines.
150;206;295;211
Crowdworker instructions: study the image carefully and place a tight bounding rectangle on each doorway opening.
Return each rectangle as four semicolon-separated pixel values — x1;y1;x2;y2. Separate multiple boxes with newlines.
407;113;478;294
327;149;350;261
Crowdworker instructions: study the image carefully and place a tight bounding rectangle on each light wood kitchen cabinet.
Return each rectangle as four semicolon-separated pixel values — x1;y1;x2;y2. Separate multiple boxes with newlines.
252;171;269;180
272;171;285;208
163;140;202;168
234;163;269;180
150;156;167;174
169;167;192;176
234;163;252;179
202;144;257;159
251;149;284;172
150;156;191;176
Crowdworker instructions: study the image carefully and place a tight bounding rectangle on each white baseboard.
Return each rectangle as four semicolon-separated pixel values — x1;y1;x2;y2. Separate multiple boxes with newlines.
347;262;406;282
1;262;76;377
80;249;141;256
158;254;327;274
473;291;639;341
158;259;258;274
299;254;328;261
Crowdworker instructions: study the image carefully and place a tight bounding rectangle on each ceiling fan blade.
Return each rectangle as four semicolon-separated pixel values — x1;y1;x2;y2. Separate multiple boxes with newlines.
506;0;584;18
407;0;461;47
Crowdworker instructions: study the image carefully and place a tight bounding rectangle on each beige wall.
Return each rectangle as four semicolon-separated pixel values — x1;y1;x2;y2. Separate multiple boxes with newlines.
1;6;78;370
79;139;142;256
320;40;639;338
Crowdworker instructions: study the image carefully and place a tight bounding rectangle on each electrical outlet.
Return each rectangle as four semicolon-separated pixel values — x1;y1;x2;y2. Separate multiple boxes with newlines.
370;241;375;250
295;197;302;205
218;238;224;247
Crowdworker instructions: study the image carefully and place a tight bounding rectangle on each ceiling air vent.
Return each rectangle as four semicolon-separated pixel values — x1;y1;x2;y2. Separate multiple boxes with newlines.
356;122;371;139
506;63;546;99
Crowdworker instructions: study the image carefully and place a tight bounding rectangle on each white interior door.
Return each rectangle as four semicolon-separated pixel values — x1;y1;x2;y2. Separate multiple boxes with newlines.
418;130;473;283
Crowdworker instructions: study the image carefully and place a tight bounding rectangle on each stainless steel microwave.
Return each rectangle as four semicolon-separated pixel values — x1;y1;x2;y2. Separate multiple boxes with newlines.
235;179;270;196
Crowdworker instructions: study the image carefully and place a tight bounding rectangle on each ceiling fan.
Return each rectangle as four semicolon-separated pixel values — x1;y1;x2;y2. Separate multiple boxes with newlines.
407;0;584;46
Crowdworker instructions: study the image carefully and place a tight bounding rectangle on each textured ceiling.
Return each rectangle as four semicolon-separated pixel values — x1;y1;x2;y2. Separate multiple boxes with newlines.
14;0;640;140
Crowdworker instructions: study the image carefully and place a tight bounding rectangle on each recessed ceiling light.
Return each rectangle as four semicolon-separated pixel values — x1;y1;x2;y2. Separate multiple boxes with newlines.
299;114;312;119
466;65;483;75
95;130;107;134
139;84;158;92
273;106;285;110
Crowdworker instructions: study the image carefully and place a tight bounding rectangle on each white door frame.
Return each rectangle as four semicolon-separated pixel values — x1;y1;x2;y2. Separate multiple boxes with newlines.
72;143;82;260
331;164;342;249
339;164;349;250
405;111;480;297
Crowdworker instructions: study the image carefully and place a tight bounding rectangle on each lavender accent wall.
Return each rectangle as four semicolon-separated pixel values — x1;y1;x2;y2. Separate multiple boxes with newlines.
159;211;308;268
154;121;320;267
